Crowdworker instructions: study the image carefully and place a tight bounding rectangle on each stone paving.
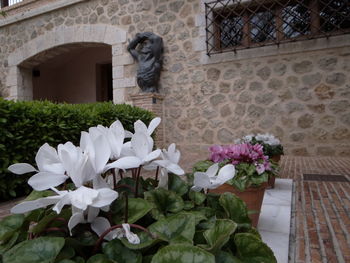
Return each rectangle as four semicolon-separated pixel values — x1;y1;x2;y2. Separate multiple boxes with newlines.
0;155;349;263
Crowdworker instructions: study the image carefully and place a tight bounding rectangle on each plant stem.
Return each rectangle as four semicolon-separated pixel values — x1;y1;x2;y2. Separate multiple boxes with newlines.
115;184;135;192
112;169;117;189
124;192;128;223
119;169;124;179
134;166;142;198
155;166;160;181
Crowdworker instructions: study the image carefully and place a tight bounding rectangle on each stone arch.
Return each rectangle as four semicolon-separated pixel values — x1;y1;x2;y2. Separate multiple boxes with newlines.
5;24;134;103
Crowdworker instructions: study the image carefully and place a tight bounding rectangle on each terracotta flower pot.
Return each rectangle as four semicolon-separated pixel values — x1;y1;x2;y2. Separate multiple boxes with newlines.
210;183;267;227
267;175;276;189
267;154;281;189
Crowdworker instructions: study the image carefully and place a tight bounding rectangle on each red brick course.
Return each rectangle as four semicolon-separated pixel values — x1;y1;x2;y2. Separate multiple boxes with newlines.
281;156;350;263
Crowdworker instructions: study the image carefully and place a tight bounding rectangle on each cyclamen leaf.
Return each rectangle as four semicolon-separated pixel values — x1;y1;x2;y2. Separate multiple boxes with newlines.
215;251;243;263
2;237;65;263
0;214;24;242
86;254;117;263
219;193;251;227
148;213;196;244
234;233;277;263
167;174;188;196
103;239;142;263
189;190;206;205
112;198;152;224
201;219;237;253
151;244;215;263
144;188;184;220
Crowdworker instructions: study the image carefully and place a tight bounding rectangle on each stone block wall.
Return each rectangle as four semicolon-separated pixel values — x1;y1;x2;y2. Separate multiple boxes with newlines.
0;0;349;171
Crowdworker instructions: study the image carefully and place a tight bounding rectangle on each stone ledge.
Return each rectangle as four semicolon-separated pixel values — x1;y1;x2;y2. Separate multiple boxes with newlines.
200;35;350;65
0;0;87;28
258;179;293;263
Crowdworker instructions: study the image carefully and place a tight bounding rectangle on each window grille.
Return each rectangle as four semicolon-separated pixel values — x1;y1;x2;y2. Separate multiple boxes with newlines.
205;0;350;55
1;0;23;9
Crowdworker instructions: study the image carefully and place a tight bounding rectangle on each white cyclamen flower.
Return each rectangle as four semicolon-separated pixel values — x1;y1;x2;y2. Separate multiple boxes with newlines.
89;120;126;160
91;218;140;244
134;117;161;136
192;163;236;192
152;143;185;188
8;143;67;191
11;186;118;234
121;131;161;166
80;131;140;188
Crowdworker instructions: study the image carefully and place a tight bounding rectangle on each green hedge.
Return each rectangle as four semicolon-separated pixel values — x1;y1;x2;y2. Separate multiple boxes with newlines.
0;99;154;201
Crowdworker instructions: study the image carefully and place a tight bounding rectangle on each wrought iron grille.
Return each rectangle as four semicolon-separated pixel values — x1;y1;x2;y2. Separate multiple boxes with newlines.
205;0;350;55
1;0;23;9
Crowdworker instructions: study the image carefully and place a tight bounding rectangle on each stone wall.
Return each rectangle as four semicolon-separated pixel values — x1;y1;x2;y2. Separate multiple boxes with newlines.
0;0;349;171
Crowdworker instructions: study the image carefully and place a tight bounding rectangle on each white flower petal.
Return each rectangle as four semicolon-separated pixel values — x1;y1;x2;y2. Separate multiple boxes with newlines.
91;217;117;241
8;163;37;174
143;149;161;163
154;160;184;175
122;224;140;244
68;212;85;235
147;117;161;135
52;193;71;214
28;172;67;191
68;186;99;211
104;156;142;172
93;174;109;189
87;207;100;223
36;143;65;174
157;169;168;189
216;164;235;184
11;196;61;214
91;188;118;208
131;132;150;160
134;120;149;135
193;172;211;191
206;163;219;178
124;130;133;138
94;135;111;174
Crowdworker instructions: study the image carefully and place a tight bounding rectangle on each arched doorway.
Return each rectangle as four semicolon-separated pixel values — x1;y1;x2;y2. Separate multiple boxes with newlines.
20;43;112;103
5;25;130;103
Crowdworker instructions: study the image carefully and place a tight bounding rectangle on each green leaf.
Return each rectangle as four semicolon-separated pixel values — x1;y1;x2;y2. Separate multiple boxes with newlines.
215;251;243;263
111;197;152;224
201;219;237;253
120;231;160;250
86;254;116;263
57;260;76;263
234;233;277;263
151;244;215;263
103;238;142;263
0;232;19;254
0;214;24;242
178;211;207;225
24;190;54;201
55;245;75;262
144;188;184;220
31;209;71;234
192;160;214;173
3;237;65;263
148;213;196;244
167;174;188;196
219;193;251;227
189;191;206;205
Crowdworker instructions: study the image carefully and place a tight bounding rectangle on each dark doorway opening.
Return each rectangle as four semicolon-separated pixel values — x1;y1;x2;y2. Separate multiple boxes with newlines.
96;63;113;102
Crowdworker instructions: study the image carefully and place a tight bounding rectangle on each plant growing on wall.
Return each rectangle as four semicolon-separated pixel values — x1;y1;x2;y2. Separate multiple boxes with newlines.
0;118;276;263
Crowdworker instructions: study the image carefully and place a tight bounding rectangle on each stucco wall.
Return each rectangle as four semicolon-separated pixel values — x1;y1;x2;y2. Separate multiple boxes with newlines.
0;0;349;171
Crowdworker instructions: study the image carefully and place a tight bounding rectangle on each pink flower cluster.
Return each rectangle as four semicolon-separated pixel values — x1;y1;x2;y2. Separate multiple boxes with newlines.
209;143;271;174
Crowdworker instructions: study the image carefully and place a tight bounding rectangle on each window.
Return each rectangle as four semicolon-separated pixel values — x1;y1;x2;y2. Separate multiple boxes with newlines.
0;0;23;9
205;0;350;55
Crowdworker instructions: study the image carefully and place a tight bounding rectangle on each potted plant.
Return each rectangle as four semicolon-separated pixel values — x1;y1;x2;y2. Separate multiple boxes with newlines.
0;118;277;262
192;142;273;227
236;134;283;188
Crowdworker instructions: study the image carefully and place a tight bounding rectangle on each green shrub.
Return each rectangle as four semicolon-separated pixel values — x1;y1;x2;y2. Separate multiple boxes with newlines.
0;99;154;201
